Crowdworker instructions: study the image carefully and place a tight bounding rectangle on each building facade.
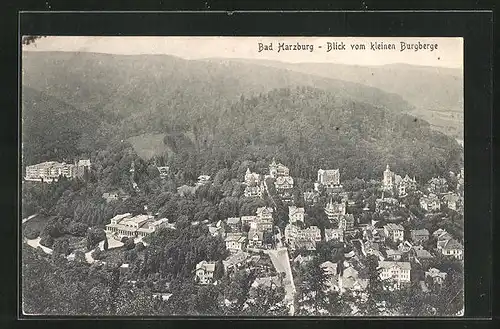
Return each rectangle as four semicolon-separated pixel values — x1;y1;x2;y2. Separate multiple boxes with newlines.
384;223;405;242
105;213;168;238
317;169;341;186
195;261;216;285
378;261;411;287
288;206;305;224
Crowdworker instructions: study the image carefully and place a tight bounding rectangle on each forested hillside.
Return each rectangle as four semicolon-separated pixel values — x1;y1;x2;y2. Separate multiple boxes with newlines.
22;51;461;181
225;60;463;112
22;87;117;166
22;51;413;131
222;59;464;138
168;87;462;182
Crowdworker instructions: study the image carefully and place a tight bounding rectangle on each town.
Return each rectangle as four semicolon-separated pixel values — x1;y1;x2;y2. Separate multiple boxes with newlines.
23;155;464;316
20;36;465;317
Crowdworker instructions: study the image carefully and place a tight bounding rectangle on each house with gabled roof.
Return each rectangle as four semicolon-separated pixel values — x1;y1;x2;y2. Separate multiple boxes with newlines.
409;245;434;263
440;239;463;260
223;251;250;272
303;190;319;204
288;206;305;224
157;166;170;179
410;229;430;244
427;177;449;195
378;261;411;288
320;261;340;292
425;268;447;285
293;237;317;251
317;169;341;187
324;199;346;221
339;266;368;293
420;194;441;212
269;159;289;178
338;214;355;231
244;168;261;186
383;223;405;242
247;228;265;248
442;193;462;211
225;233;247;253
244;184;265;198
195;261;216;285
226;217;242;232
385;249;403;261
398;240;413;253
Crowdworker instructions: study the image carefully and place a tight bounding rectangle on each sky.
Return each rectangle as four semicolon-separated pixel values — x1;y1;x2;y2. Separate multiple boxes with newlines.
23;36;463;69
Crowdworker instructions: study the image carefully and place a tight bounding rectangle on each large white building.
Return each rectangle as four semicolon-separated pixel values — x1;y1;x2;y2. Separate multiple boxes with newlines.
105;213;168;238
378;261;411;288
383;223;405;242
25;159;91;182
317;169;340;186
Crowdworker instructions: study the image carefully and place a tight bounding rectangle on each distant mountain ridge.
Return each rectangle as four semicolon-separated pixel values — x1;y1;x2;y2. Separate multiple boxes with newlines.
216;58;463;112
22;51;414;118
209;58;463;139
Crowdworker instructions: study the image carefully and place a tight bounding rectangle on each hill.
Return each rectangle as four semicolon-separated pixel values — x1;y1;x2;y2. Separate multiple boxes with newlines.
221;59;463;138
22;51;413;126
21;52;461;181
189;86;462;182
21;87;112;166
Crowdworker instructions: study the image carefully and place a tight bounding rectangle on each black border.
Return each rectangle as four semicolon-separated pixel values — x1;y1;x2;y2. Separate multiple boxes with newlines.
0;5;494;329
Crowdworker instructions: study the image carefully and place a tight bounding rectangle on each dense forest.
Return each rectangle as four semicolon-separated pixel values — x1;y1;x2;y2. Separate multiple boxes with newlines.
23;85;461;182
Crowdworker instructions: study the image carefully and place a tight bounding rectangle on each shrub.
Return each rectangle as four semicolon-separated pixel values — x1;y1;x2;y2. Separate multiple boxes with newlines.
91;247;102;260
39;234;54;248
24;228;40;240
124;238;136;250
68;222;89;237
53;237;71;256
135;242;145;252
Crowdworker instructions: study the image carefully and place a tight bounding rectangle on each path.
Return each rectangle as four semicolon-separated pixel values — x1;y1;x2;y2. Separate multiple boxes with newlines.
25;237;53;254
265;247;296;315
22;213;38;224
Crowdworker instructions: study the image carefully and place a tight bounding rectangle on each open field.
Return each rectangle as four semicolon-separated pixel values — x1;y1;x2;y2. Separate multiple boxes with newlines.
127;133;171;161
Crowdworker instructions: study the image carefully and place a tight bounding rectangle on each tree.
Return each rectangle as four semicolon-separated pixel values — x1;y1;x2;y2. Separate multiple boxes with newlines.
74;250;86;263
86;227;106;251
52;237;71;256
298;256;329;314
124;237;136;250
135;242;145;252
243;285;288;316
68;222;88;236
103;237;109;251
22;36;46;45
91;247;103;260
356;255;392;316
214;260;225;281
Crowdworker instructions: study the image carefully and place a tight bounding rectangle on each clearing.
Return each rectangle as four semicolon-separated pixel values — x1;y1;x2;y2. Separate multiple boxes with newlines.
127;133;172;161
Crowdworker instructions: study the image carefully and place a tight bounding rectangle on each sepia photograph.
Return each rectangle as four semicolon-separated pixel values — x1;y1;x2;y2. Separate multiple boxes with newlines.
21;36;464;317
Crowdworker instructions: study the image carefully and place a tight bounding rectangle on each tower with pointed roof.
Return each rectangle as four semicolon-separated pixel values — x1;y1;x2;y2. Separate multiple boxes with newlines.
383;164;395;191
